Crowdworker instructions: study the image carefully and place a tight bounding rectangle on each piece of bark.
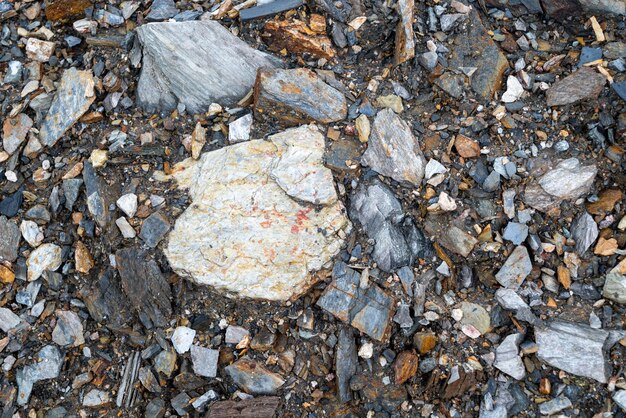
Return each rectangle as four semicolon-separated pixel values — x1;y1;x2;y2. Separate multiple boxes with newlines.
136;21;279;114
254;68;347;125
208;397;280;418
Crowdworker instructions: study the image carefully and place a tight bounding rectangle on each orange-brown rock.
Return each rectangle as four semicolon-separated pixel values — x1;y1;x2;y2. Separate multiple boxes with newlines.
594;237;618;256
454;134;480;158
263;18;335;60
75;241;94;274
0;265;15;284
586;189;622;215
45;0;92;21
413;332;437;354
394;0;415;65
393;350;419;385
557;265;571;289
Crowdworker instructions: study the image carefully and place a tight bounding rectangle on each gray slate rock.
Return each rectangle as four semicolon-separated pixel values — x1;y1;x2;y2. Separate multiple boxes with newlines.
17;345;64;405
603;272;626;304
538;396;572;415
535;321;611;383
136;21;278;114
0;307;22;332
83;161;119;228
39;68;96;147
502;222;528;245
225;359;285;395
424;217;477;257
495;288;538;324
139;212;170;248
335;327;357;403
190;345;219;378
495;246;532;290
146;0;179;21
350;179;430;272
494;333;525;380
613;390;626;412
361;109;426;186
0;216;20;261
52;310;85;347
570;212;598;255
546;67;606;106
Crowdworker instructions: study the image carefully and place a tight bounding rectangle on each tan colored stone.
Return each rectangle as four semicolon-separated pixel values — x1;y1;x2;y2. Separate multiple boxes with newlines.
355;114;370;143
557;265;571;289
454;134;480;158
595;237;618;256
191;122;206;160
75;241;94;274
586;189;622;215
0;265;15;284
394;350;419;385
25;38;55;62
413;332;437;354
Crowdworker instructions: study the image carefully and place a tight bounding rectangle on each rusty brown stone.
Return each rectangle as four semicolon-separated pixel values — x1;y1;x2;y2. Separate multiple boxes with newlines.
557;265;571;289
393;350;419;385
413;332;437;354
454;134;480;158
586;189;622;215
45;0;92;21
394;0;415;65
263;18;335;60
0;265;15;284
75;241;94;274
539;377;551;395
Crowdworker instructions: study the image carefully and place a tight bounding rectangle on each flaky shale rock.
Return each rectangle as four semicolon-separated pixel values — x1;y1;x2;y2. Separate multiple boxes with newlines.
162;125;351;301
136;21;278;114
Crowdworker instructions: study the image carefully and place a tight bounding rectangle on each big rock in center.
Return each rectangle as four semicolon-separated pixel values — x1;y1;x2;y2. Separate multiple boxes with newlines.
163;125;351;301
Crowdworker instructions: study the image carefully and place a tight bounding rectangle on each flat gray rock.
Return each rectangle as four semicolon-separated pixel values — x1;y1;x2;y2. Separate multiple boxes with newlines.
538;396;572;415
136;21;278;114
0;307;22;333
0;216;20;262
603;272;626;304
190;345;219;378
52;310;85;347
351;179;430;272
335;327;357;403
361;109;426;186
494;333;525;380
535;321;611;383
39;68;95;147
495;246;532;290
570;212;598;255
614;390;626;412
225;359;285;395
546;67;606;106
17;345;64;405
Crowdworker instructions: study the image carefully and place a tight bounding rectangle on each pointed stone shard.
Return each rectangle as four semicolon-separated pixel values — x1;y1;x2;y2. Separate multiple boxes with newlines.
494;333;525;380
136;21;278;114
546;67;606;106
40;68;95;147
163;125;350;301
361;109;426;186
394;0;415;65
495;246;532;290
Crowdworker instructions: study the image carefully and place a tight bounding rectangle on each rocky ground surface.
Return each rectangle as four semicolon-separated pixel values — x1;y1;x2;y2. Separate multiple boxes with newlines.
1;0;626;415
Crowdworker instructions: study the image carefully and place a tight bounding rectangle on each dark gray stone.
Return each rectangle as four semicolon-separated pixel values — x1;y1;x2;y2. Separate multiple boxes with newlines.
571;212;598;255
0;187;24;217
335;327;357;403
139;212;170;248
62;179;83;211
0;216;20;261
146;0;179;21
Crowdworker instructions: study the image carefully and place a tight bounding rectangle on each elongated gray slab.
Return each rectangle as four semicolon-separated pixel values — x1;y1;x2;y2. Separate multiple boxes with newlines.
136;21;278;114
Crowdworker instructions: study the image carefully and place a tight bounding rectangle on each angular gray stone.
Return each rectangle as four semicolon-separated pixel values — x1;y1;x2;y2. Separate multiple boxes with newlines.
225;359;285;395
163;125;350;301
494;333;525;380
351;179;430;272
546;67;606;106
27;243;63;281
3;113;33;155
424;217;477;258
538;396;572;415
83;389;112;407
52;310;85;347
84;161;119;228
62;179;83;211
361;109;426;186
254;68;347;125
317;262;395;341
502;222;528;245
190;345;219;378
535;321;611;383
146;0;178;21
139;212;170;248
136;21;278;114
0;307;22;333
0;216;20;262
16;345;63;405
495;246;532;290
603;272;626;304
39;68;95;147
613;390;626;412
495;288;538;324
335;327;357;403
570;212;598;255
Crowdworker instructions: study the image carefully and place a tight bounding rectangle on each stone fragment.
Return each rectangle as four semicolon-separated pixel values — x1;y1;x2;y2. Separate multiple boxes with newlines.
501;75;524;102
613;390;626;412
350;373;408;410
571;212;598;254
0;308;22;332
228;114;253;144
0;265;15;284
190;345;219;378
145;399;166;418
154;349;177;377
254;68;347;124
351;179;430;271
225;326;249;344
20;220;43;248
136;21;277;114
116;248;172;328
74;241;94;274
84;161;118;228
524;158;597;212
171;326;196;354
45;0;91;21
25;38;55;62
374;95;403;113
63;179;83;211
335;327;357;403
146;0;178;21
447;10;508;99
495;288;537;324
263;18;335;59
413;332;437;354
535;321;611;383
603;272;626;304
495;246;532;290
454;134;480;158
139;212;170;248
0;216;20;262
586;189;622;215
52;310;85;347
594;237;617;256
538;396;572;415
394;350;418;384
163;125;349;301
83;389;111;407
317;262;395;341
3;113;33;155
502;222;528;245
191;122;206;160
207;397;281;418
27;243;62;281
16;346;63;406
459;302;491;335
546;67;606;106
39;68;95;147
494;333;525;380
116;193;138;218
424;217;477;257
394;0;415;65
0;188;23;218
361;109;426;185
355;114;370;143
225;359;285;395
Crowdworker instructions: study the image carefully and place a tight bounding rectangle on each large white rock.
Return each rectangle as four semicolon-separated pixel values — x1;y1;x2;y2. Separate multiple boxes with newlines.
163;125;350;301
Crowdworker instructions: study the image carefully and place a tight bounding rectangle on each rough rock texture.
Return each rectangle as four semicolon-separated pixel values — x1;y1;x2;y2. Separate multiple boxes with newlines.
224;359;285;395
494;333;525;380
603;272;626;304
136;21;278;114
3;113;33;155
0;216;20;261
447;10;508;99
546;67;606;106
524;158;597;212
361;109;426;186
571;212;599;254
16;345;63;405
26;243;62;281
39;68;95;147
164;125;350;301
535;321;612;383
317;262;395;341
350;179;430;272
394;0;415;65
263;18;335;60
335;327;357;402
495;246;532;290
254;68;347;125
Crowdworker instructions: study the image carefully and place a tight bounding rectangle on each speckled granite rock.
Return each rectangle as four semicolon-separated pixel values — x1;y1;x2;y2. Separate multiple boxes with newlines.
163;125;350;301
